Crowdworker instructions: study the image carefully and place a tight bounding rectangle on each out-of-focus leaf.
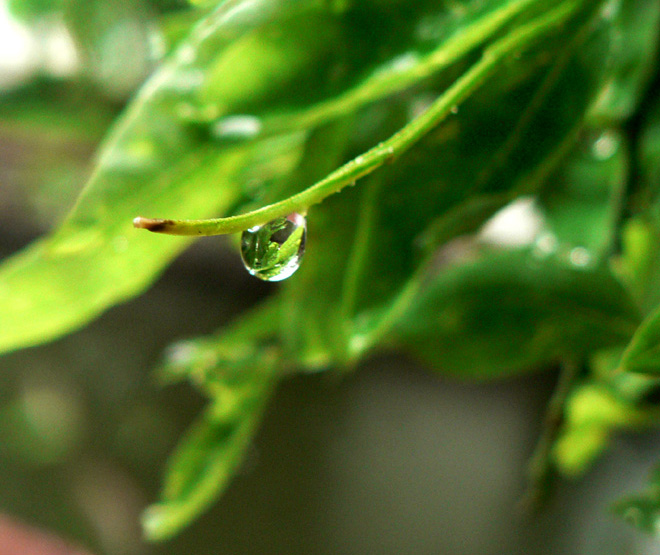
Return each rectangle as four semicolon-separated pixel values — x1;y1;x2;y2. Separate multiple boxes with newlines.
615;466;660;536
142;372;275;541
538;127;628;260
158;298;281;389
143;303;280;540
552;378;653;475
0;0;557;355
0;82;117;225
0;82;116;142
614;99;660;373
393;248;638;379
63;0;156;99
589;0;660;123
552;346;660;478
618;313;660;374
283;0;614;367
7;0;66;21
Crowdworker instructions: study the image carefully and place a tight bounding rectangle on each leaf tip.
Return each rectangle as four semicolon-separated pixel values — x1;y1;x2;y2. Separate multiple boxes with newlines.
133;217;175;233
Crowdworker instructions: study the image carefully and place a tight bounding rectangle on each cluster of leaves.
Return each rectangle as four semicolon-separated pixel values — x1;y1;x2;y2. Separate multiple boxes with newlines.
3;0;660;542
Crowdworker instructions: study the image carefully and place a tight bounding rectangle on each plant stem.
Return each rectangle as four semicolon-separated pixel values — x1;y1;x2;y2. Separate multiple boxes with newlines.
134;0;582;236
519;360;581;514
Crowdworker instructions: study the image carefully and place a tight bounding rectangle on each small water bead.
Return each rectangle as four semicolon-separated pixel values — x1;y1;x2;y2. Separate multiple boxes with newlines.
240;213;306;281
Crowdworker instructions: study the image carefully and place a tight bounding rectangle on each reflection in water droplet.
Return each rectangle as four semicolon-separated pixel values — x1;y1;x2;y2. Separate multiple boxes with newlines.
211;115;262;140
591;130;620;160
240;213;306;281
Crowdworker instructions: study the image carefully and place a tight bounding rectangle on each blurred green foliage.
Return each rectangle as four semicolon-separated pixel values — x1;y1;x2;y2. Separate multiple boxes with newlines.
2;0;660;544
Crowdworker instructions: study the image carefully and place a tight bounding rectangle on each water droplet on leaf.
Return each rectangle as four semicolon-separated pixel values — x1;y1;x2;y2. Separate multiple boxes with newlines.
240;213;306;281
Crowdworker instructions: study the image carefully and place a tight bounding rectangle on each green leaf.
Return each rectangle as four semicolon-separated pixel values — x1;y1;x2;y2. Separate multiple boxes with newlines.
142;299;282;539
282;0;614;367
142;387;274;541
63;0;156;99
614;99;660;374
7;0;66;21
615;466;660;536
158;299;281;389
538;127;628;260
589;0;660;124
393;247;639;379
552;378;653;476
0;82;117;224
0;0;561;355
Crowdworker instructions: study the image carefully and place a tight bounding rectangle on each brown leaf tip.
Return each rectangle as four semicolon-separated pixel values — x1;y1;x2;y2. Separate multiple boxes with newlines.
133;217;174;233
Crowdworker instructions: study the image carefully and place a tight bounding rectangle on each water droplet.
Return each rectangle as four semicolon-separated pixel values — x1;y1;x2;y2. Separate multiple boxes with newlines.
240;213;306;281
450;105;459;114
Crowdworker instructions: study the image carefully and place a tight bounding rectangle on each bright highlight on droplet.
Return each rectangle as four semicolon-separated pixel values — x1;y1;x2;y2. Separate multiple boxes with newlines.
240;213;306;282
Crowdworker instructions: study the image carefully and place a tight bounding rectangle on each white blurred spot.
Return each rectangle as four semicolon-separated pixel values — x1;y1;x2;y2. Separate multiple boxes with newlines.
479;197;545;247
211;114;262;140
0;1;39;90
40;18;80;78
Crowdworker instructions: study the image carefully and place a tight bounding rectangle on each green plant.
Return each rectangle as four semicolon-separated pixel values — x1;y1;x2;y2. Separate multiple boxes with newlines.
2;0;660;543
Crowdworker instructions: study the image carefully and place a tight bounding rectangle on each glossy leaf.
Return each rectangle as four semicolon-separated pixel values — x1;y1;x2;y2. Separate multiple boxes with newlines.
282;0;613;367
0;0;560;355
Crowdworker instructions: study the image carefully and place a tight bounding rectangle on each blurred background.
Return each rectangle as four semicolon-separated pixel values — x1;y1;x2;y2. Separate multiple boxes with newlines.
2;1;660;553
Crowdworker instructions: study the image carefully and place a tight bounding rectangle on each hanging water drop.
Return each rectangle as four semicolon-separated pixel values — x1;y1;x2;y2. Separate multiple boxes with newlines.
240;213;306;281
